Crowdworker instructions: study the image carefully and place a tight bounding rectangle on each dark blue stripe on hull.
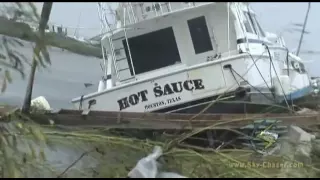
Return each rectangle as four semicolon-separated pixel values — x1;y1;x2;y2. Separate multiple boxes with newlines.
154;96;288;114
153;88;314;114
153;88;284;114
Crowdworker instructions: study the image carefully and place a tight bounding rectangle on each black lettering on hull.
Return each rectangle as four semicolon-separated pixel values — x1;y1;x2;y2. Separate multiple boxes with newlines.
117;79;205;111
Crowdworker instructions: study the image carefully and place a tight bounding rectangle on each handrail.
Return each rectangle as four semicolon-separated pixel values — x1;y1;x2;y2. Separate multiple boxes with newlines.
116;3;219;26
109;37;120;81
97;3;109;80
123;7;136;77
168;2;172;12
153;3;158;16
129;3;137;23
158;3;164;14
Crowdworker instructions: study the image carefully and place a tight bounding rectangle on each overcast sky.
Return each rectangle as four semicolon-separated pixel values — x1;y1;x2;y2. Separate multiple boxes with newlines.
38;3;317;50
33;3;319;64
42;3;319;69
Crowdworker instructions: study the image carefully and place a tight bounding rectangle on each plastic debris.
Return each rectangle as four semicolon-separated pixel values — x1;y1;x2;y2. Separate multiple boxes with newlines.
128;146;187;178
31;96;51;110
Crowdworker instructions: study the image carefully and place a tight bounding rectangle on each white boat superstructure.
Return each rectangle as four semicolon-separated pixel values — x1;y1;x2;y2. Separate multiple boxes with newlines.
71;2;313;113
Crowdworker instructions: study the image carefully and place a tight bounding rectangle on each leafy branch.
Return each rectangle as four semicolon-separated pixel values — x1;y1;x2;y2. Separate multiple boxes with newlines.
0;2;52;177
0;2;49;93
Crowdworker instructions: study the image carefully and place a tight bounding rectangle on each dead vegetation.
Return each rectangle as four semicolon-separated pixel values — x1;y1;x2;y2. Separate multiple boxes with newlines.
0;2;320;178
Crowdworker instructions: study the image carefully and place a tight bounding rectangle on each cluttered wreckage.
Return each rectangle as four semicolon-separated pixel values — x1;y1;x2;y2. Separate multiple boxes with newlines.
23;2;320;178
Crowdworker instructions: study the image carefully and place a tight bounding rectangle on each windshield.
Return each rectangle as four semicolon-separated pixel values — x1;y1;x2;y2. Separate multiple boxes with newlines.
243;11;266;37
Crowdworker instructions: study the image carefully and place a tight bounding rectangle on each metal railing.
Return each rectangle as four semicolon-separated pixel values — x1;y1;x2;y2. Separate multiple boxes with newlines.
122;2;209;26
123;7;136;77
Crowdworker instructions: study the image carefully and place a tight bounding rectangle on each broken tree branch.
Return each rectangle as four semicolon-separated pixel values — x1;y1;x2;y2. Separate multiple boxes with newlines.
0;16;103;58
57;149;95;178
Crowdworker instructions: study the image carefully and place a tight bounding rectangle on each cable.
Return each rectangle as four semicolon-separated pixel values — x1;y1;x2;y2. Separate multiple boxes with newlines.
284;47;293;107
227;65;279;105
230;67;240;87
183;49;283;115
229;49;277;103
245;51;276;101
229;66;294;113
269;52;272;87
264;44;291;112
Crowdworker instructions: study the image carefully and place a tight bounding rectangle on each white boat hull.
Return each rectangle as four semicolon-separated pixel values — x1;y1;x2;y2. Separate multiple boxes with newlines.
72;52;312;113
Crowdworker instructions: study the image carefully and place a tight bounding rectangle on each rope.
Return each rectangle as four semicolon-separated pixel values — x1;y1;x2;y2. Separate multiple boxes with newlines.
245;51;276;101
264;44;291;112
226;65;277;104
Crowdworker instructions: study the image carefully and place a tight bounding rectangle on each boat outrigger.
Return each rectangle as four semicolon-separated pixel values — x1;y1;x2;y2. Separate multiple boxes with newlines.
71;2;316;114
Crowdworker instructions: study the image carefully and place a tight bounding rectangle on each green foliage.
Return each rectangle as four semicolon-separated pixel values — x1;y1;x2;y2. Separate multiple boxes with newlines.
0;36;28;93
0;2;51;93
38;128;320;178
0;119;48;178
0;2;52;177
0;2;319;179
0;3;40;23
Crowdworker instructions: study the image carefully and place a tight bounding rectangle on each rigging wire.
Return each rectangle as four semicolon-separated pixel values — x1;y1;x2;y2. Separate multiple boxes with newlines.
264;44;292;112
284;47;294;107
171;50;292;114
245;51;276;101
226;65;280;105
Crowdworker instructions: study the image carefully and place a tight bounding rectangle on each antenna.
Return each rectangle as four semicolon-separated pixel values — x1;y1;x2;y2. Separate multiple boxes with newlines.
74;12;82;37
296;2;311;56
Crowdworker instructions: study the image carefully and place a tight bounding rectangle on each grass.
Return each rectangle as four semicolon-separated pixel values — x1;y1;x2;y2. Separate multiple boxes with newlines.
1;109;320;178
24;124;320;178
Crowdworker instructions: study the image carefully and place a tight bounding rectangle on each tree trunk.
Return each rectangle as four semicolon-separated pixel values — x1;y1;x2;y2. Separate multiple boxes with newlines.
21;2;53;114
296;2;311;56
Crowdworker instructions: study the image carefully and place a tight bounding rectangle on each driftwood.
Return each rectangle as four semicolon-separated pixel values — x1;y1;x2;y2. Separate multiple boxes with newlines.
0;17;102;58
1;108;319;130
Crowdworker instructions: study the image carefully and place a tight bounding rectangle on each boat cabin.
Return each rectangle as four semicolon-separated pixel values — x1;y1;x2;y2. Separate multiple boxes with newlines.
101;2;267;86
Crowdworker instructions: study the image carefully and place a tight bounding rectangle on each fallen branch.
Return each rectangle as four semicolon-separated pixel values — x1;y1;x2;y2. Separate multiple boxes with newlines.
0;17;102;58
57;148;95;178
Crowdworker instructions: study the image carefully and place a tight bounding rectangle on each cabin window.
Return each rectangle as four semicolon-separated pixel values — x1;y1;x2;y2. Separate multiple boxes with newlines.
243;12;266;37
243;21;253;34
187;16;213;54
123;27;181;75
253;15;266;37
243;12;257;34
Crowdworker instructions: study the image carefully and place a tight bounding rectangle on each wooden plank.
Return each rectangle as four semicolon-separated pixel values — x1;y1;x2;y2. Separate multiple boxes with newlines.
1;108;319;130
26;110;320;130
54;109;312;120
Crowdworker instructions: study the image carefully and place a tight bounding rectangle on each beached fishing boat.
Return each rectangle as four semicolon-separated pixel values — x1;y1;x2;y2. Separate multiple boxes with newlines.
71;2;315;114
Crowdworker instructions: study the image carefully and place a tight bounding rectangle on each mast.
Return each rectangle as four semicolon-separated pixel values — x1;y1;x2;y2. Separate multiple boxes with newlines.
296;2;311;56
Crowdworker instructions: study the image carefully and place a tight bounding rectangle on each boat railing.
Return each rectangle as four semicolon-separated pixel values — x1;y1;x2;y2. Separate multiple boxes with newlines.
104;6;137;83
121;2;212;26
